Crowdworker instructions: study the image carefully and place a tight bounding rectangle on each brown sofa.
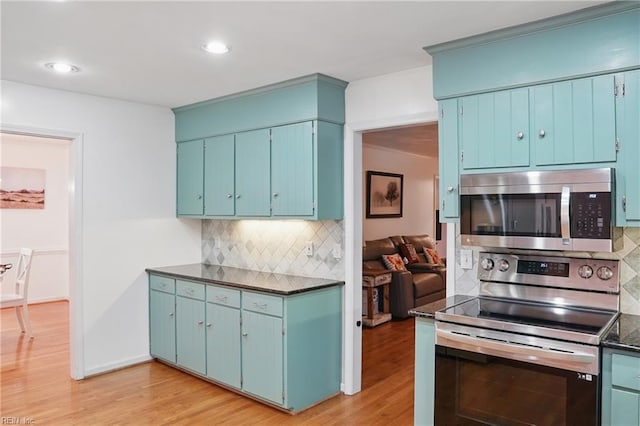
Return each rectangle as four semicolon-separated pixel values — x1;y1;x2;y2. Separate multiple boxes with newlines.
363;235;446;319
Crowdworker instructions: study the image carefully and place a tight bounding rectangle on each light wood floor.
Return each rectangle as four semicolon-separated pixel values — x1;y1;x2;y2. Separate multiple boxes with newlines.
1;302;415;425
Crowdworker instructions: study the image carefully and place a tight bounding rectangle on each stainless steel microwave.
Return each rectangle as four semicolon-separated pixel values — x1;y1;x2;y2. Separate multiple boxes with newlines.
460;168;620;252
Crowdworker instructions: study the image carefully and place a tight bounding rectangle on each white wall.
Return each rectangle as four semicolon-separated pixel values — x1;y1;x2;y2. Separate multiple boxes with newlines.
0;80;201;377
0;133;70;302
362;144;437;241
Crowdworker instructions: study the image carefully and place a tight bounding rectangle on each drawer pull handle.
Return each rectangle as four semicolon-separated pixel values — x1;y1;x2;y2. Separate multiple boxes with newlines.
253;302;268;310
216;295;228;303
186;288;194;295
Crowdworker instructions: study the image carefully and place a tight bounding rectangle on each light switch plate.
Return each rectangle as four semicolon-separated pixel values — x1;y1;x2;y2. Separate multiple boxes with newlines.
305;241;314;256
332;243;342;259
460;249;473;269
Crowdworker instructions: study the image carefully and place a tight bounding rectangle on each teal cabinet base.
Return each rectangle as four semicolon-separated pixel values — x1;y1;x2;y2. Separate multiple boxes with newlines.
414;317;436;426
602;348;640;425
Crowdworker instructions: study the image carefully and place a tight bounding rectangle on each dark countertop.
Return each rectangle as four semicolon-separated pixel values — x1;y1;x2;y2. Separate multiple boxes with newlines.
146;263;344;296
409;295;476;319
602;313;640;354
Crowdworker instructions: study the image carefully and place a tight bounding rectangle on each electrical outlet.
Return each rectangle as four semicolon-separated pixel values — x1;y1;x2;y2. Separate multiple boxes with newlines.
460;249;473;269
215;237;221;249
305;241;314;256
332;243;342;259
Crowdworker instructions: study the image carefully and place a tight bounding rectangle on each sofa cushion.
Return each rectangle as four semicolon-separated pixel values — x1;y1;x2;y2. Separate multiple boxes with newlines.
402;234;436;251
382;253;407;271
399;243;420;264
423;247;443;265
363;237;397;261
413;272;445;299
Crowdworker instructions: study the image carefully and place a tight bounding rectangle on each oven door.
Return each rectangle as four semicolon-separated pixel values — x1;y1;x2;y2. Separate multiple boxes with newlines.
435;323;599;426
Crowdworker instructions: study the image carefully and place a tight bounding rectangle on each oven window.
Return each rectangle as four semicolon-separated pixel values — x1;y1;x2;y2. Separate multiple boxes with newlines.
435;346;597;426
460;193;561;237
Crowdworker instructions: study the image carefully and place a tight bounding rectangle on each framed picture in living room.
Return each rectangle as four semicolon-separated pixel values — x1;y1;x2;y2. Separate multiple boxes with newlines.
366;171;403;218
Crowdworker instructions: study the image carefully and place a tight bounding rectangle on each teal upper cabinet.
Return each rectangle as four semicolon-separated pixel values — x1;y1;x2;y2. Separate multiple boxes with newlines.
174;73;347;220
176;140;204;216
438;99;460;221
271;122;314;217
460;88;529;170
532;74;616;166
616;70;640;225
235;129;271;216
425;3;640;99
204;134;235;216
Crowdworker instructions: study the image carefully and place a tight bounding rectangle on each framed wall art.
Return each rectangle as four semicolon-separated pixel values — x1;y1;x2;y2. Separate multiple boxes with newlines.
366;171;403;218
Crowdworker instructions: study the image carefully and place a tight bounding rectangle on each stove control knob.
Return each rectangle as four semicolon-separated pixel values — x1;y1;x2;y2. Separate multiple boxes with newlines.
480;258;494;271
578;265;594;279
497;259;510;272
597;266;614;281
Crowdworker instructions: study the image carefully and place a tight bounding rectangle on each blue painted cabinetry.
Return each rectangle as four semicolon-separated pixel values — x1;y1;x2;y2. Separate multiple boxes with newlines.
602;348;640;425
616;70;640;225
414;317;436;426
174;73;346;220
438;99;460;221
148;272;342;412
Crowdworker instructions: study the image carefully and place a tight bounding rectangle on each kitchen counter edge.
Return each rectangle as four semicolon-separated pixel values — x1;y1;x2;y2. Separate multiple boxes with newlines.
602;313;640;354
409;295;476;319
146;263;344;296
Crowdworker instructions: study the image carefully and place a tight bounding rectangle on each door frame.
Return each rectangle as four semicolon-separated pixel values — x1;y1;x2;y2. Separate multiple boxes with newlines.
1;123;85;380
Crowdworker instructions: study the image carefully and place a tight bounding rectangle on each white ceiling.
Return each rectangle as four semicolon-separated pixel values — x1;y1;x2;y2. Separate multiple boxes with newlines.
1;0;608;110
363;123;439;157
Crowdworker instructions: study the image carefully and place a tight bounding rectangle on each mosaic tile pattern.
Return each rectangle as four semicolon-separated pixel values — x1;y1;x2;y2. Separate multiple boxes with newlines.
453;227;640;315
202;220;345;280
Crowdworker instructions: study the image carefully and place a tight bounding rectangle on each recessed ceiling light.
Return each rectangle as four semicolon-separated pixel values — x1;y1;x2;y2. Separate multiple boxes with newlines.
45;62;80;73
202;41;230;54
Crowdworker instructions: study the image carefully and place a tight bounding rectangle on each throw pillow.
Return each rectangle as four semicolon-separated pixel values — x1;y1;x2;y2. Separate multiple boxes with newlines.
381;253;407;271
423;247;442;265
399;243;420;264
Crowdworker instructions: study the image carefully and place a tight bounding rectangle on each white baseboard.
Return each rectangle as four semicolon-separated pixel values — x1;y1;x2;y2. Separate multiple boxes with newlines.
82;354;152;379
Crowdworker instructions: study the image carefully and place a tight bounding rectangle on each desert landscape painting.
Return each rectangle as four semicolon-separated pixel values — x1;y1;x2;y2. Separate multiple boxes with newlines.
0;167;45;209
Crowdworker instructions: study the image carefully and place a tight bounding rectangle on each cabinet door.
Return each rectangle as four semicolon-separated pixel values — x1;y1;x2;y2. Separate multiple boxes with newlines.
176;296;206;375
460;88;529;170
204;134;235;216
438;99;460;220
617;70;640;224
149;290;176;363
176;140;204;216
611;389;640;426
271;121;314;216
235;129;271;216
205;303;241;389
241;310;284;405
532;75;616;166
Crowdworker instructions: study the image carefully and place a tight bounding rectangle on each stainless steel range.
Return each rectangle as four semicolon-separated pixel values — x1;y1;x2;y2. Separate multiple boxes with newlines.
434;252;620;426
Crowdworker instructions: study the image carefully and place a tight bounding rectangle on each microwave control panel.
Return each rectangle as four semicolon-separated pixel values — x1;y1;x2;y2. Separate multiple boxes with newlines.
571;192;611;239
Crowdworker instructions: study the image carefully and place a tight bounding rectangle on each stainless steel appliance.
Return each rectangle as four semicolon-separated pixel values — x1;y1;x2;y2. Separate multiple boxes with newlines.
460;168;619;252
434;252;619;425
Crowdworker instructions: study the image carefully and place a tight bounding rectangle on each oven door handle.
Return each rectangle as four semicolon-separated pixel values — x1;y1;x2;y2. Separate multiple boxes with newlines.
438;329;595;365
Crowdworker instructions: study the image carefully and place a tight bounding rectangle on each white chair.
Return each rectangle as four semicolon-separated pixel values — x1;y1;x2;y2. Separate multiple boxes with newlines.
1;248;34;338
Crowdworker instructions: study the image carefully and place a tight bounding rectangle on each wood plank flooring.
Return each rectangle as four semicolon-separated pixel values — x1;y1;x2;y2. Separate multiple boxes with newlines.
1;302;415;425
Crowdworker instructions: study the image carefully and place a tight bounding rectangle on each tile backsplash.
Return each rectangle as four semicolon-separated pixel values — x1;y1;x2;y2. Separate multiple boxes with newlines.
453;227;640;314
202;220;345;280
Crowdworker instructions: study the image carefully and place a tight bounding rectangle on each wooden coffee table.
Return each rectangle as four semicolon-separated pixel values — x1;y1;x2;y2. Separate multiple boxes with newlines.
362;269;392;327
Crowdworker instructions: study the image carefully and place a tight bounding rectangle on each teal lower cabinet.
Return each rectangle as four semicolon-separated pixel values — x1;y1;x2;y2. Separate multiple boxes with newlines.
148;272;342;413
175;280;206;375
601;348;640;425
414;317;436;426
149;275;176;363
205;285;241;389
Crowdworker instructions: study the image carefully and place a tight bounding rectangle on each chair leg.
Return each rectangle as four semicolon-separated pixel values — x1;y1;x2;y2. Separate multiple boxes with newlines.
22;303;33;338
15;306;26;333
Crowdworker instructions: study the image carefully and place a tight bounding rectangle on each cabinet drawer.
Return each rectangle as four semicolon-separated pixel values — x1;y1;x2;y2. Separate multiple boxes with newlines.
206;285;240;308
150;275;175;294
176;280;205;300
242;292;283;317
612;353;640;391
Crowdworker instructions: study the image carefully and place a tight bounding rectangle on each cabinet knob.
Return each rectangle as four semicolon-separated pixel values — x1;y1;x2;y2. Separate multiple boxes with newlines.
538;129;546;138
169;312;174;317
206;323;212;328
236;194;241;199
242;332;248;337
226;193;233;199
197;320;204;325
447;186;454;193
516;131;525;140
273;193;279;198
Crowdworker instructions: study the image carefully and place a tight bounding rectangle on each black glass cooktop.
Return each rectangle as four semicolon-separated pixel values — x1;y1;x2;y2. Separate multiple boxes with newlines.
440;297;617;336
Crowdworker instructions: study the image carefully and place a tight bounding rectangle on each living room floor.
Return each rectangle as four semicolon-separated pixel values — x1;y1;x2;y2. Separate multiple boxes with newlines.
1;302;415;425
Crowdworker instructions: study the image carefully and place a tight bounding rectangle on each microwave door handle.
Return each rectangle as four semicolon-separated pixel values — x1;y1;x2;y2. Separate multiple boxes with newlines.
561;186;571;245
